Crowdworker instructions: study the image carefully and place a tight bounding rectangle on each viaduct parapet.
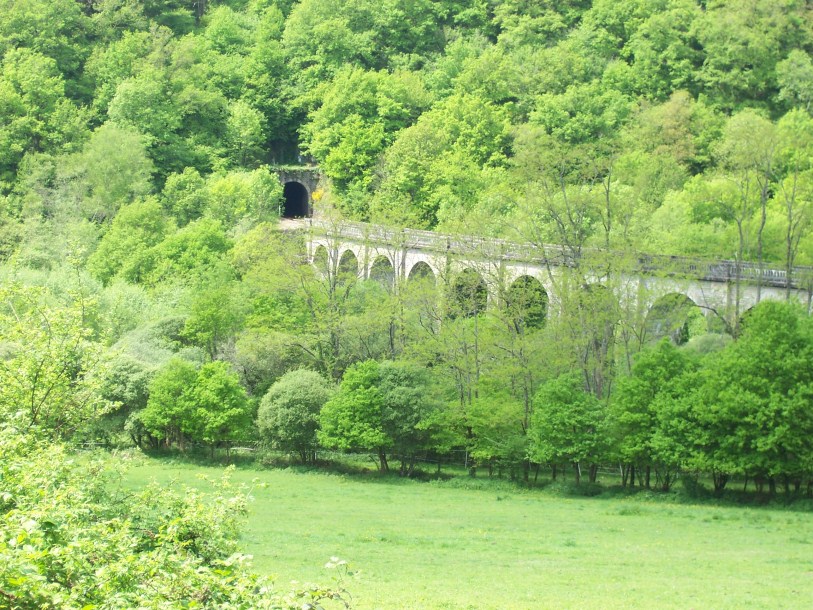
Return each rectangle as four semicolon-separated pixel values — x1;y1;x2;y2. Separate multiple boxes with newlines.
297;219;813;324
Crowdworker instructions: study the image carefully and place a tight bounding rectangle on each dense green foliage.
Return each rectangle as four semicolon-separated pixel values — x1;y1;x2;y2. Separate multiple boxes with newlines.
319;360;438;473
8;248;812;495
1;0;813;471
0;426;350;608
257;368;334;461
139;358;252;453
0;284;348;607
1;0;813;262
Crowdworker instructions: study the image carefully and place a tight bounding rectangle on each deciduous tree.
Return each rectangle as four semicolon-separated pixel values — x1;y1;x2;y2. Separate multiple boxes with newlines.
257;368;334;462
529;372;606;484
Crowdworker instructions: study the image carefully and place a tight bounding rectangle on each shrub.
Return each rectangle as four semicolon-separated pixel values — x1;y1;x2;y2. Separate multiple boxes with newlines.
0;422;350;608
257;369;334;462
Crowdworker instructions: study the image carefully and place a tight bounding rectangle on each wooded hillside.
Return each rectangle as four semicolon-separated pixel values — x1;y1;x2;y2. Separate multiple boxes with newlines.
2;0;813;265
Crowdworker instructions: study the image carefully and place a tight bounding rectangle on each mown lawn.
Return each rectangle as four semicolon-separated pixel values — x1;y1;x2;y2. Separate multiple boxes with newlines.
122;457;813;609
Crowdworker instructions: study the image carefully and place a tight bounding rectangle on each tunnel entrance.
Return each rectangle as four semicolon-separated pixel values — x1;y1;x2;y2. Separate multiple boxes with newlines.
282;181;309;218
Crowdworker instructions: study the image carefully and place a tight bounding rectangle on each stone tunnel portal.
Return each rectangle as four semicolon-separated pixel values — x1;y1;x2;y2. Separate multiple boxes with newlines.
282;181;310;218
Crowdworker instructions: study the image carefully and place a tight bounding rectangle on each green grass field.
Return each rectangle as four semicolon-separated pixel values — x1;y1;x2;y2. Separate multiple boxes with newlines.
121;456;813;609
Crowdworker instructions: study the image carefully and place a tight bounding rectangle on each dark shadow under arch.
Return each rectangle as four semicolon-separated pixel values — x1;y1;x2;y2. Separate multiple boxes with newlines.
450;268;487;318
644;292;703;345
313;245;329;275
338;250;359;279
408;261;436;283
282;181;309;218
369;255;395;287
505;275;548;330
579;283;618;398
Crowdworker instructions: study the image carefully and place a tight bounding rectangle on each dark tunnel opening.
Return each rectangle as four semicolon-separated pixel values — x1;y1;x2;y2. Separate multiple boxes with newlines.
282;181;309;218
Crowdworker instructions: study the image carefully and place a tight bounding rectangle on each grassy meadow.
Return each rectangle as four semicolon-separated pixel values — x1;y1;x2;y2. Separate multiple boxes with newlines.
121;456;813;609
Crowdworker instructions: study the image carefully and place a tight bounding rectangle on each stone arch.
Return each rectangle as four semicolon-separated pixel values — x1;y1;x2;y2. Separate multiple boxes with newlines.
282;181;309;218
450;268;488;318
408;261;436;283
644;292;704;345
338;249;359;278
369;255;395;286
505;275;548;330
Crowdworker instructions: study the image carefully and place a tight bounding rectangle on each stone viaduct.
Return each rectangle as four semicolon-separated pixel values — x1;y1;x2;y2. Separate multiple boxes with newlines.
298;218;813;330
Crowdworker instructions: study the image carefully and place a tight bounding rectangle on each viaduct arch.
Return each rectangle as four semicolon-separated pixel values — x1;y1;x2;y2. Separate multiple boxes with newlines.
302;219;813;333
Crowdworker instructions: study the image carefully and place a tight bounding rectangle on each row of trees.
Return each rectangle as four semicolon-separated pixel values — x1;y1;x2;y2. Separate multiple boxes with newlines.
250;300;813;495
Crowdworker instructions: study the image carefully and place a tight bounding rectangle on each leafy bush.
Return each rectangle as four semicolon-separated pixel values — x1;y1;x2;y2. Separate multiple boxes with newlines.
257;368;334;462
0;422;351;608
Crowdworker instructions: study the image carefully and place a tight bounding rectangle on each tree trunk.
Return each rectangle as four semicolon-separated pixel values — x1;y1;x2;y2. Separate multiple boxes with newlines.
734;219;745;337
657;469;675;492
713;471;729;494
756;185;768;303
785;176;796;300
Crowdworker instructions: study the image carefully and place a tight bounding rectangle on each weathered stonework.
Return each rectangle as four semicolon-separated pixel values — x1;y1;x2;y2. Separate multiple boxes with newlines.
304;219;813;323
275;167;323;217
